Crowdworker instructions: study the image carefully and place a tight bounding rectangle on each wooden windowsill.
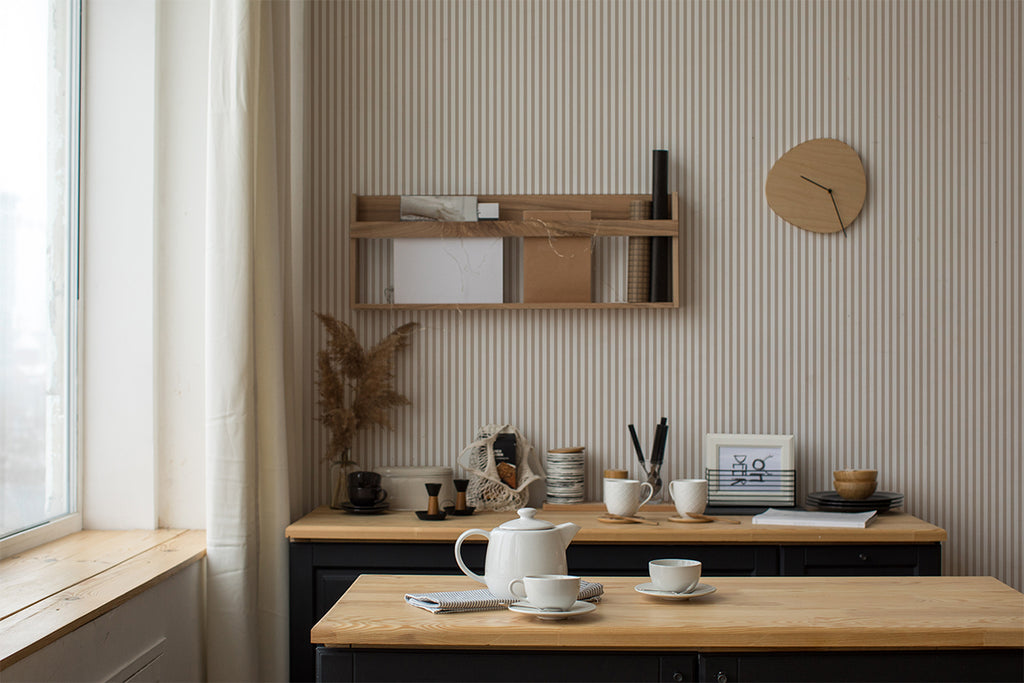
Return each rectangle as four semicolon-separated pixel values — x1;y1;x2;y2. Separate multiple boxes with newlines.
0;529;206;669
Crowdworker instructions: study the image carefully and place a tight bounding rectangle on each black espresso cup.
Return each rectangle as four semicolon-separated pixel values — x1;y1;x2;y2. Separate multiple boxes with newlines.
349;485;387;507
348;471;381;488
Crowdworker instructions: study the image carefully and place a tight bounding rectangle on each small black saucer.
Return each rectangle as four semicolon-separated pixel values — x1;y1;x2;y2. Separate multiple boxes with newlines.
443;505;476;516
341;501;389;514
416;510;448;520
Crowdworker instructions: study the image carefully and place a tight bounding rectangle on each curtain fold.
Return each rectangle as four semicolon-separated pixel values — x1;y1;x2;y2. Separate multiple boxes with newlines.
205;1;302;680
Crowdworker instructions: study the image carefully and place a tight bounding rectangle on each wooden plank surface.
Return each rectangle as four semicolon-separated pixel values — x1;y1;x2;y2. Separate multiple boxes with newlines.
349;218;679;239
0;529;185;620
352;301;679;311
0;530;206;668
355;194;670;222
285;506;947;544
311;574;1024;652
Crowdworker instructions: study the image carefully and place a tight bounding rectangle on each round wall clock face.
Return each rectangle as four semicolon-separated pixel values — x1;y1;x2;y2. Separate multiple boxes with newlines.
764;138;866;235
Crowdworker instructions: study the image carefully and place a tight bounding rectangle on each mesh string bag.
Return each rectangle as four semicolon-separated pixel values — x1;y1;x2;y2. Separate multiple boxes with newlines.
457;424;544;511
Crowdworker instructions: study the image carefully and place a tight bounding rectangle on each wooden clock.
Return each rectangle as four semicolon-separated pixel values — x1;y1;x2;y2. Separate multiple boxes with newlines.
764;138;866;236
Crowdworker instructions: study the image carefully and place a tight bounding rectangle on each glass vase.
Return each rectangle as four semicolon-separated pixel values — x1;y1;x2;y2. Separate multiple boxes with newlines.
329;455;356;509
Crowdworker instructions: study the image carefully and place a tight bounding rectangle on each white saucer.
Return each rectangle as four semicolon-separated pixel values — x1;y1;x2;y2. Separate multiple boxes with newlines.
508;600;597;620
634;582;717;600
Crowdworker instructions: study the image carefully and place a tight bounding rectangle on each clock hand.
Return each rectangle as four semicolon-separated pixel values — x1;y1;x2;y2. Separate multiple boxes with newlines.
800;175;848;238
800;175;831;192
828;191;848;238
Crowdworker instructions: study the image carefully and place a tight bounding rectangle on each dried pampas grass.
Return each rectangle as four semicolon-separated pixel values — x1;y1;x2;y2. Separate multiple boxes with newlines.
315;313;418;465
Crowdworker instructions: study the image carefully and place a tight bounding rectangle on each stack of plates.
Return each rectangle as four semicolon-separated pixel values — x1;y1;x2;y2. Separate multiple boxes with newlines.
804;491;904;513
546;448;585;504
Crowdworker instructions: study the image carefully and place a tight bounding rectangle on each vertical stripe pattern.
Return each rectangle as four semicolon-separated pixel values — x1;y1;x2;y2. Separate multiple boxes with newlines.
306;0;1023;590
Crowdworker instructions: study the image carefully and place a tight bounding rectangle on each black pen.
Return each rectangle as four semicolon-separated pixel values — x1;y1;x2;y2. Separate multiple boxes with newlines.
651;417;668;467
628;424;646;473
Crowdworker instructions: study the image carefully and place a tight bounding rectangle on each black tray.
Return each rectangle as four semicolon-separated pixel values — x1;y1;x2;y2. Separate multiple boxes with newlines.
805;491;903;512
340;501;390;514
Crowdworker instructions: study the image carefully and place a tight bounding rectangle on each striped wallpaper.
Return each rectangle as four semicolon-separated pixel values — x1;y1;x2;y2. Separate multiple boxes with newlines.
305;0;1022;590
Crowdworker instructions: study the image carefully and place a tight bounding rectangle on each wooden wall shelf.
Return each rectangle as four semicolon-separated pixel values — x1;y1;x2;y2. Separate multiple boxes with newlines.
349;193;679;310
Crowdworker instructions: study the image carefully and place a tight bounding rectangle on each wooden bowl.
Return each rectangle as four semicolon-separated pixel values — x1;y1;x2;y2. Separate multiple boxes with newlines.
833;469;877;482
833;480;878;500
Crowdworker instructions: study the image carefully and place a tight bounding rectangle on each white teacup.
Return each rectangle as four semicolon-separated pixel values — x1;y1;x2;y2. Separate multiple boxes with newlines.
669;478;708;517
508;574;580;611
649;558;702;594
604;478;654;517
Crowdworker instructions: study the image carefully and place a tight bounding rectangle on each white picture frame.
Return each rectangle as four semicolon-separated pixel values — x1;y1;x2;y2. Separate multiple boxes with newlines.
703;433;796;506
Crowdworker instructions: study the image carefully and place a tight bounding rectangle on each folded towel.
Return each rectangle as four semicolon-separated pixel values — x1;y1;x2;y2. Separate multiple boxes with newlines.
405;580;604;614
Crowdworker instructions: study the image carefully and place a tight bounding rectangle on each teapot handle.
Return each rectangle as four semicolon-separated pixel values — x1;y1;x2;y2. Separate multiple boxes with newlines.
454;528;489;584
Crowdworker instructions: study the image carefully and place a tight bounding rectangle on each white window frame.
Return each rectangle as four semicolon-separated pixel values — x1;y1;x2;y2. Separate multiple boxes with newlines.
0;0;83;560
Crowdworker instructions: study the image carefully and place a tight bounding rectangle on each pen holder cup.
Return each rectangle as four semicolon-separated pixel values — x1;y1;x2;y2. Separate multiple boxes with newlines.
646;465;663;502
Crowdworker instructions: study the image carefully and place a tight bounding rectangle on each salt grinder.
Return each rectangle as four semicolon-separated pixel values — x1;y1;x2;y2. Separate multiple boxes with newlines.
425;483;442;516
453;479;469;511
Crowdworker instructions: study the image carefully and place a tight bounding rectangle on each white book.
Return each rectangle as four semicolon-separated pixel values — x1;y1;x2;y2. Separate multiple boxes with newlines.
752;508;877;528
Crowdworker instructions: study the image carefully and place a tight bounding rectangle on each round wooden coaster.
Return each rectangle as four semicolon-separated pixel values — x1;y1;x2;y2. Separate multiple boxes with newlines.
598;516;651;528
667;516;710;524
597;515;640;524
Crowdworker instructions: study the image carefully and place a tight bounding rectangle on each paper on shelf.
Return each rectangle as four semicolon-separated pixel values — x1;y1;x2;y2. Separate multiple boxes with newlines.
752;508;877;528
392;237;504;304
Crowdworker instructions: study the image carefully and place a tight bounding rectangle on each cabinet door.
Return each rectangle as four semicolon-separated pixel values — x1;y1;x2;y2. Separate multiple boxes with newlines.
779;544;941;576
312;543;489;617
348;650;661;682
699;651;1023;682
568;544;778;577
660;655;700;682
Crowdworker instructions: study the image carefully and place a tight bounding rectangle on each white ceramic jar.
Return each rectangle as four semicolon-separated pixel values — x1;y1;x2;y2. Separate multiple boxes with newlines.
377;466;455;511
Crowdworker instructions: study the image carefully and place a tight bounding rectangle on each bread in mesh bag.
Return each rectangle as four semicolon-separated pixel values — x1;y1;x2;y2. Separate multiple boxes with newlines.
457;424;544;511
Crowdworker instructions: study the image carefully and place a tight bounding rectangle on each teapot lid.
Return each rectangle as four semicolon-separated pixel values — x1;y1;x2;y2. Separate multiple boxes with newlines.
498;507;554;530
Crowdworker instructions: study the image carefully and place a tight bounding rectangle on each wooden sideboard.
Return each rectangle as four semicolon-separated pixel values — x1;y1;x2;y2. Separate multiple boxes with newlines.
311;574;1023;683
286;507;945;682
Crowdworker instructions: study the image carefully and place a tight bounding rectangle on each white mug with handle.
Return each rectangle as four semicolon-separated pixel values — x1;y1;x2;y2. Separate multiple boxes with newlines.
669;478;708;518
604;478;654;517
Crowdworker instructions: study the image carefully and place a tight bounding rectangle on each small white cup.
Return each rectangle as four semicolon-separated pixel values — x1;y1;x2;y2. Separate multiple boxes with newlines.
649;558;702;594
669;478;708;517
508;574;580;611
604;478;654;517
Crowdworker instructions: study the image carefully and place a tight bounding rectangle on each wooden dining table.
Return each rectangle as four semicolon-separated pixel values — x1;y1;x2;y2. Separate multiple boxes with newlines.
311;574;1023;682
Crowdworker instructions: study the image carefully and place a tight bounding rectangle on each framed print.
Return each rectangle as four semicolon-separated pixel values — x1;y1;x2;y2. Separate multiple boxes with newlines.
704;434;796;506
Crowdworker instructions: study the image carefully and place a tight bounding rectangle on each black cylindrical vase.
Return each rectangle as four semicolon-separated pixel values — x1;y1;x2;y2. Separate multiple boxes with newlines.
652;149;669;219
649;150;671;302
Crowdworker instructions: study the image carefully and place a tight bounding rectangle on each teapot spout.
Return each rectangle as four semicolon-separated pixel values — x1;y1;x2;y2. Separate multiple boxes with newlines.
555;522;580;549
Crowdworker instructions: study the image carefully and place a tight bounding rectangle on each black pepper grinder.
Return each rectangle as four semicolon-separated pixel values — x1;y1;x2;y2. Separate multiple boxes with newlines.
425;483;442;516
453;479;469;511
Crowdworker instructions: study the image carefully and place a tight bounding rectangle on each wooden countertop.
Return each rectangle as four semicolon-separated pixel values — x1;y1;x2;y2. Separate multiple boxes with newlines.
311;574;1023;652
286;506;946;544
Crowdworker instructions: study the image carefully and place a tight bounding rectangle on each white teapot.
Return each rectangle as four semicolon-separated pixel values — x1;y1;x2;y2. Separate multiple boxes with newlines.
454;508;580;600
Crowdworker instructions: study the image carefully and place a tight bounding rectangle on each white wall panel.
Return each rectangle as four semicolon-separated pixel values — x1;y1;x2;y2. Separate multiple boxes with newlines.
306;0;1022;590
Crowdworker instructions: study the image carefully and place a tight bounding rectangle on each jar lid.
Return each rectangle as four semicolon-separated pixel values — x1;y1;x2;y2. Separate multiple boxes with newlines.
548;447;585;453
498;507;554;530
604;469;628;479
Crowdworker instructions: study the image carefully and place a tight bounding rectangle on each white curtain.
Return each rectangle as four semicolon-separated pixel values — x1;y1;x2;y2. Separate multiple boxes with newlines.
205;1;305;680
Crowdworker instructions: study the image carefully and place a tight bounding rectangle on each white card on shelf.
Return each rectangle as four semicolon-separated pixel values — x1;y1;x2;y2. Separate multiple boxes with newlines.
393;238;504;304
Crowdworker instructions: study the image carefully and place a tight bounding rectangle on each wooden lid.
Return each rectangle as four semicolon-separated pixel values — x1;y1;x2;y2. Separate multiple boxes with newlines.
548;447;585;454
604;469;628;479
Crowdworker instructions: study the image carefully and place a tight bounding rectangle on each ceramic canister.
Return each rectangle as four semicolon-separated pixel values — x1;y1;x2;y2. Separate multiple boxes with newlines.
545;447;585;503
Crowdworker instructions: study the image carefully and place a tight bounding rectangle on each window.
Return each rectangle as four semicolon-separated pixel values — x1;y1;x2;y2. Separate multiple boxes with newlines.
0;0;80;543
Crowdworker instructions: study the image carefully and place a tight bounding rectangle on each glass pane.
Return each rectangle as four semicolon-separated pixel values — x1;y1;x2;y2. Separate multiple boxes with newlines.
0;0;77;538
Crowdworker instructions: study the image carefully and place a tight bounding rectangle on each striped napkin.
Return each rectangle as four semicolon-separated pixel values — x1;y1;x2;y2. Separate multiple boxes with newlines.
405;580;604;614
